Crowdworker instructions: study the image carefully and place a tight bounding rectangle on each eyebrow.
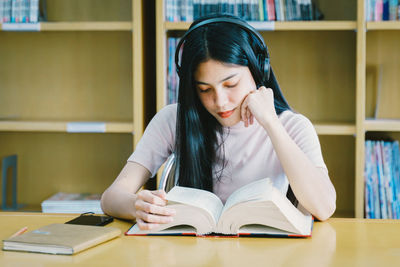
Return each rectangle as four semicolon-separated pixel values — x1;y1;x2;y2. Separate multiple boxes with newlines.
195;73;238;85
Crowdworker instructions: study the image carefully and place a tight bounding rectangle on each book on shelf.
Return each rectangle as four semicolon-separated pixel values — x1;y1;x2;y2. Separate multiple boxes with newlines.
364;140;400;219
41;192;103;214
3;223;121;255
366;0;400;21
166;0;318;22
1;0;39;23
127;178;313;237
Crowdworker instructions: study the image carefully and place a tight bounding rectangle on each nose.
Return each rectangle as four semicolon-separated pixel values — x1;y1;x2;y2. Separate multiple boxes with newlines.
214;88;228;109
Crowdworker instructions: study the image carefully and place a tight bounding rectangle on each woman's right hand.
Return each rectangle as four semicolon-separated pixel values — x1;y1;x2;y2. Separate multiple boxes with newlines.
134;189;176;230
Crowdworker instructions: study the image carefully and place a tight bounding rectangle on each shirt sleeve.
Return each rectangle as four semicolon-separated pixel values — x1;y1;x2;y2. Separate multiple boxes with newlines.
127;104;177;177
281;111;328;172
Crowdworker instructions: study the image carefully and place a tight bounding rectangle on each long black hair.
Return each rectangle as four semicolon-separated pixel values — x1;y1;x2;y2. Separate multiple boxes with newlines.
174;14;290;192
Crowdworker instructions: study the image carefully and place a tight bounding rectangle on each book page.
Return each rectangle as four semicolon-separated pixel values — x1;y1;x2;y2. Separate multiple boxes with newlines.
222;178;273;214
167;186;224;224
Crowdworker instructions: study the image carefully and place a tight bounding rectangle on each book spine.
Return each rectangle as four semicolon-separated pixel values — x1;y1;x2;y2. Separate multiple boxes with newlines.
29;0;38;22
383;0;389;20
372;142;381;218
228;0;235;16
193;0;199;20
388;0;398;20
274;0;281;21
258;0;264;21
263;0;268;20
0;0;4;23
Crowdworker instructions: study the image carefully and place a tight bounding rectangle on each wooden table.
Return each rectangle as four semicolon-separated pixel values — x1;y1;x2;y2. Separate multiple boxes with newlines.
0;212;399;266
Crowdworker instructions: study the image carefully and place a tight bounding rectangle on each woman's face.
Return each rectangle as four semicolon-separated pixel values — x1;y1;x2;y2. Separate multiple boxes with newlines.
194;59;257;127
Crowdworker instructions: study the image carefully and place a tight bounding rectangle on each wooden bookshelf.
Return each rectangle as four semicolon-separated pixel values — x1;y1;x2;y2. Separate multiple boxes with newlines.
156;0;400;218
364;119;400;132
0;22;132;31
164;21;357;31
0;0;145;209
367;21;400;30
314;123;356;136
0;121;133;133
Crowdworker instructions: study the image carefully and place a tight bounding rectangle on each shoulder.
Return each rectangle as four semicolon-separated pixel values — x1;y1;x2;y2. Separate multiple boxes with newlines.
278;110;317;140
150;104;177;126
279;110;313;128
155;104;177;120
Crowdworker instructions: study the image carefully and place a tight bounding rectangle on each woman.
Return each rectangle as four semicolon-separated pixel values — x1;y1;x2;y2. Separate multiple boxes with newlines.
101;14;336;230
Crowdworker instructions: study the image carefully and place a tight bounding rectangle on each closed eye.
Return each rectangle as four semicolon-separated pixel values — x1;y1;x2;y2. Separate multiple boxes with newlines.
225;83;238;88
198;88;211;93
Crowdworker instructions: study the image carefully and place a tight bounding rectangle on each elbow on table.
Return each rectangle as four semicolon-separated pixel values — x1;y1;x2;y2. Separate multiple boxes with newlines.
314;201;336;222
100;189;111;215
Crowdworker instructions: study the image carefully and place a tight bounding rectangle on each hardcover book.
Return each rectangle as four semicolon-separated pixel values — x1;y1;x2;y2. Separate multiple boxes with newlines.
127;178;313;237
3;224;121;255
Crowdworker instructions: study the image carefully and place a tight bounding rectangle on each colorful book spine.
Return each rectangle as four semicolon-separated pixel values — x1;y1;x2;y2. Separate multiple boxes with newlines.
164;0;323;22
365;140;400;219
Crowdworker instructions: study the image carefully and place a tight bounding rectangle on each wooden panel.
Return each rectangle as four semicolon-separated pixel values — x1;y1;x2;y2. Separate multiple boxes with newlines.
0;133;132;206
261;31;356;123
0;31;132;121
314;0;357;20
364;119;400;132
355;0;366;219
45;0;132;22
40;22;132;31
367;21;400;30
319;136;355;218
366;31;400;119
315;123;356;135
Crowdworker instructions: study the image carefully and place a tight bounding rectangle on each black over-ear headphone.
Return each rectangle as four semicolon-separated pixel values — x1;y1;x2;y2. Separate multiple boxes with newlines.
174;17;271;82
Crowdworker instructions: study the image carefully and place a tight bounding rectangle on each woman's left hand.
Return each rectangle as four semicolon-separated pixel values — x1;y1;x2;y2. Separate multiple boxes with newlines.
240;86;278;127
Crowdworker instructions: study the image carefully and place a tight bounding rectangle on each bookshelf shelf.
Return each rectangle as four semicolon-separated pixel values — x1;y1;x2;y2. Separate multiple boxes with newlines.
0;22;133;31
0;121;134;133
0;0;145;208
164;21;357;31
314;123;356;135
41;22;133;31
364;119;400;132
367;21;400;30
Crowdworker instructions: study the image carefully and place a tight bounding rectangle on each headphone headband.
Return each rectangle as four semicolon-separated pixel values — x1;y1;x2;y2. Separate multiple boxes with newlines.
175;17;270;82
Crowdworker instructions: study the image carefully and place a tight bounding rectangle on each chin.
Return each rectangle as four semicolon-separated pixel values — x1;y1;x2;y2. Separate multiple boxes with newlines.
218;118;241;127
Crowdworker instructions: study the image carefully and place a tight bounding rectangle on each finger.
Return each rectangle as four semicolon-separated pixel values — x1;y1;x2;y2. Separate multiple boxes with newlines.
246;108;251;127
250;114;254;125
151;189;167;200
136;210;174;224
136;201;176;216
138;190;167;206
136;218;161;231
241;98;249;122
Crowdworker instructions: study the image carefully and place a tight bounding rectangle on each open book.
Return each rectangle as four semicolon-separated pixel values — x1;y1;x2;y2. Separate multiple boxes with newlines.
127;178;313;237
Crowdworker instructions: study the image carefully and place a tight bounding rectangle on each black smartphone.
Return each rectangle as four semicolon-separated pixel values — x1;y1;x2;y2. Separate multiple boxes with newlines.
65;214;114;226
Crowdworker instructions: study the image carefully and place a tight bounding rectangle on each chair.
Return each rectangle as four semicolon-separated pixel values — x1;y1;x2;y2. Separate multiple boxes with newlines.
158;154;177;192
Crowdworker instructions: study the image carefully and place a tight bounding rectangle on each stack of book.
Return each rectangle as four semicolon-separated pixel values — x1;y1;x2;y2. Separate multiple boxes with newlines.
165;0;319;22
364;140;400;219
41;192;103;214
167;37;180;104
0;0;39;23
366;0;400;21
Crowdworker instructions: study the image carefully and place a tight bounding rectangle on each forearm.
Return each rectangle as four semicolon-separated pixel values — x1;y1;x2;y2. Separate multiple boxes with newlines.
262;118;336;221
101;186;138;220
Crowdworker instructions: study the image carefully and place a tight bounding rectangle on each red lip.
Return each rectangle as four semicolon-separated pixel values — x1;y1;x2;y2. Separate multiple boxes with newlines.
217;109;235;118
